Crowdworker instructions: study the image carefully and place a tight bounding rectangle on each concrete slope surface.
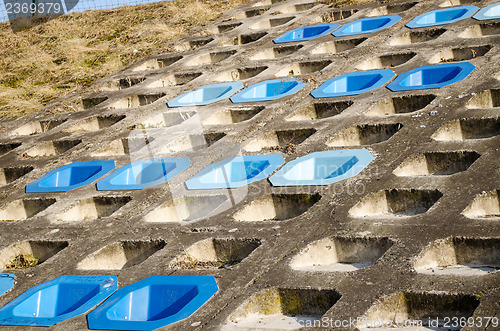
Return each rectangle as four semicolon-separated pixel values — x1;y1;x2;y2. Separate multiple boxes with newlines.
0;0;499;330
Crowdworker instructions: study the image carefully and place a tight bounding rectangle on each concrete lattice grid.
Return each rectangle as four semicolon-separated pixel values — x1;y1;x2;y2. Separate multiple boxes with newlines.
0;0;499;329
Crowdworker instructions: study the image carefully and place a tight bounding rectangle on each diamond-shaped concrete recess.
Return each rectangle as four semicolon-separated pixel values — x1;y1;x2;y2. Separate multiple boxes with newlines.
326;123;403;146
153;132;225;153
243;128;316;152
221;32;267;46
394;151;480;176
462;189;500;218
287;100;353;121
250;44;303;60
281;2;317;13
290;236;392;272
185;50;237;66
64;115;125;132
249;16;295;29
360;292;479;329
367;1;416;17
174;36;214;52
203;106;264;125
349;189;443;217
0;143;21;156
234;5;270;19
81;96;109;110
233;193;321;222
214;66;268;82
148;72;202;87
0;198;56;222
170;238;260;269
364;94;435;116
91;137;152;156
317;8;358;22
101;77;146;91
22;139;81;158
413;237;500;276
77;240;166;270
389;28;446;46
56;196;131;222
109;93;166;109
131;110;197;129
0;240;68;269
225;288;341;329
432;117;500;141
311;37;366;54
355;52;416;70
11;119;66;136
130;55;182;71
0;166;33;186
275;60;331;76
466;88;500;108
208;21;242;34
429;45;492;64
144;195;228;224
459;21;500;38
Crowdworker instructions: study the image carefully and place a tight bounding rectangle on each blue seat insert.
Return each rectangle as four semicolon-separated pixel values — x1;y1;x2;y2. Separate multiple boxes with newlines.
87;275;218;331
0;275;117;327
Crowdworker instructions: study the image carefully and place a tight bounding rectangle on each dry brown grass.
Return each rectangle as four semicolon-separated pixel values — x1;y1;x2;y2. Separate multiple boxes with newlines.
0;0;251;120
0;0;383;121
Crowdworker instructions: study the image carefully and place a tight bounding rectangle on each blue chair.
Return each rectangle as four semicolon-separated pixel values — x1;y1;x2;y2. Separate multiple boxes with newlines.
26;160;115;193
0;275;117;327
97;158;190;191
274;23;340;43
269;149;374;186
473;2;500;20
311;69;395;98
407;5;479;28
333;15;401;37
186;154;284;189
387;63;475;91
0;274;14;297
167;82;243;107
87;275;218;331
230;78;307;103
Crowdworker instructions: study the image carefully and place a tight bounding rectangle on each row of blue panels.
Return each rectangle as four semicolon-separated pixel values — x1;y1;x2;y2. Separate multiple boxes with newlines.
273;4;498;43
0;273;217;330
164;3;499;107
167;62;475;107
25;149;374;192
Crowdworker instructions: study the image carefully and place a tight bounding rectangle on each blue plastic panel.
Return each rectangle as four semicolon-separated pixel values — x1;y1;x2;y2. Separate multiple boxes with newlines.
0;274;14;297
269;149;374;186
407;5;479;28
311;69;395;98
0;275;117;327
186;154;284;189
332;15;401;37
273;23;340;43
87;275;218;331
26;160;115;193
167;82;243;107
387;63;475;92
473;2;500;20
97;157;190;191
230;78;307;103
